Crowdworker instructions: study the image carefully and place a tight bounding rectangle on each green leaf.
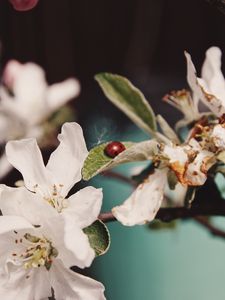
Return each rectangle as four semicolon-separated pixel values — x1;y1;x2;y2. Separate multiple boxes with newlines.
156;114;180;144
95;73;157;134
83;220;110;256
82;140;159;181
148;220;177;231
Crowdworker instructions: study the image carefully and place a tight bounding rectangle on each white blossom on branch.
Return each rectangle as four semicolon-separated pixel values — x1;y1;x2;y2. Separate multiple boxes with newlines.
0;60;80;179
0;213;105;300
0;122;106;299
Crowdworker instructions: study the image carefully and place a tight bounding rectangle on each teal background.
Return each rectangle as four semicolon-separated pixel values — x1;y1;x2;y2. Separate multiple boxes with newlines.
87;123;225;300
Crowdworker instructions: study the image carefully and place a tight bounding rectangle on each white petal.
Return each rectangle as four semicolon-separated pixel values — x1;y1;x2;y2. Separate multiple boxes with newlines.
25;124;44;140
164;182;187;207
46;122;88;196
164;144;188;165
6;138;50;194
10;62;47;122
2;62;48;125
185;50;225;116
0;266;51;300
211;124;225;149
0;216;33;235
0;268;32;300
0;97;27;142
59;216;95;268
184;150;214;186
1;61;80;127
0;186;57;224
50;260;106;300
185;50;200;110
201;47;225;102
31;267;52;300
112;169;167;226
47;78;80;112
65;186;103;228
41;214;95;269
0;110;15;143
188;137;201;150
2;60;22;88
63;224;95;269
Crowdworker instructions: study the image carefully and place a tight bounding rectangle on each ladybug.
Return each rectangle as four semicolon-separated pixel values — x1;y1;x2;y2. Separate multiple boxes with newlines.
104;141;126;158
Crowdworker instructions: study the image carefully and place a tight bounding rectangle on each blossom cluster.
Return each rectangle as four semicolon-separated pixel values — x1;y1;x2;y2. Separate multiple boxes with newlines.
0;41;224;298
0;60;79;179
0;60;106;298
111;47;225;225
0;121;106;299
4;0;225;298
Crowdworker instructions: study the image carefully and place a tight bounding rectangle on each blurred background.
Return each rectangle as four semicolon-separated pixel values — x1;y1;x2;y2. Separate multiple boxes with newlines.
0;0;225;299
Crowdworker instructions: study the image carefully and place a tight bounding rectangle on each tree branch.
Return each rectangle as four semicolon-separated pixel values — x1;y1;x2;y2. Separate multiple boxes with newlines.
99;212;116;223
99;201;225;223
194;216;225;239
98;171;225;238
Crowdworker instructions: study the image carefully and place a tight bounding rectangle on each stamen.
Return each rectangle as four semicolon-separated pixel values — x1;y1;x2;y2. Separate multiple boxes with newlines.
43;184;67;213
11;233;58;271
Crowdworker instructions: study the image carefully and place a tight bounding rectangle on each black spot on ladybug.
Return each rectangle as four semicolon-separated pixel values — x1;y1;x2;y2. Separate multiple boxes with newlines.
104;141;126;158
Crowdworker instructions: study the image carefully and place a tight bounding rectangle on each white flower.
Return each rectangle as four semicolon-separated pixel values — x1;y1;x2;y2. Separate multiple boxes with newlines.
2;60;80;129
185;47;225;117
184;149;214;186
163;140;214;186
164;89;200;130
110;47;225;227
166;47;225;130
4;122;103;224
112;169;167;226
0;122;105;298
112;139;215;226
0;60;80;179
0;212;105;300
200;47;225;106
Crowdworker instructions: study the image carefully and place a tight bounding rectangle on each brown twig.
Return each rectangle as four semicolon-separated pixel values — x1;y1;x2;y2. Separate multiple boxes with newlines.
99;165;225;238
99;212;116;223
194;216;225;239
99;202;225;223
99;212;225;239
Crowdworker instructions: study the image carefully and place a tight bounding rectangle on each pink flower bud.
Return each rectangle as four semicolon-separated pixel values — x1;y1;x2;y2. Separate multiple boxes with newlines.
9;0;39;11
3;60;22;89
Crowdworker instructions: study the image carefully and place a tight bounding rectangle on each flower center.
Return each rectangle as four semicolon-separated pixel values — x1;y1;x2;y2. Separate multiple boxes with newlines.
11;232;58;270
33;183;69;213
43;184;68;213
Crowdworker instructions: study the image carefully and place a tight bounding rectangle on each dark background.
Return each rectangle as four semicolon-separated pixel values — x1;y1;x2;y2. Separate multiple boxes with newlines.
1;2;225;299
0;0;224;130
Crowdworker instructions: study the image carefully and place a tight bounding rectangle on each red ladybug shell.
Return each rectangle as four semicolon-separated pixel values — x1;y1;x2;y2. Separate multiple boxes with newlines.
104;141;126;158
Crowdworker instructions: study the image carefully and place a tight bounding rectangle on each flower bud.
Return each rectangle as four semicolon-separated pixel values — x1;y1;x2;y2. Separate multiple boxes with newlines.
9;0;39;11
